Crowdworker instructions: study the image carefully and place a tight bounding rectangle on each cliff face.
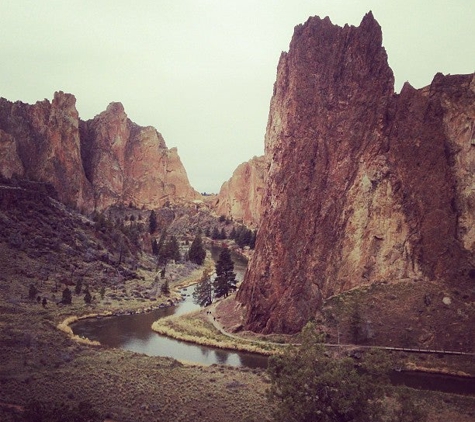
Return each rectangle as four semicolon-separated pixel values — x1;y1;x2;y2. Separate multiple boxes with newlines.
79;102;200;210
0;92;93;209
0;93;199;211
214;156;266;227
237;13;475;334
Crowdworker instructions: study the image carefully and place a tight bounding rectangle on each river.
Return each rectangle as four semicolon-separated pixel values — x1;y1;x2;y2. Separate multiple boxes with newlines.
71;248;475;394
71;247;268;369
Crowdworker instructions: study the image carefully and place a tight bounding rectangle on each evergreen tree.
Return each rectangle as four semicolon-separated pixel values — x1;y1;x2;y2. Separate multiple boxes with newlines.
236;226;252;248
28;284;38;301
164;235;180;262
193;268;213;306
62;287;72;305
229;226;237;240
161;279;170;295
156;229;168;265
188;234;206;265
220;227;227;240
268;322;382;422
74;279;82;295
100;286;106;300
211;226;220;240
151;238;159;255
84;287;92;304
205;227;211;238
213;248;236;298
149;210;158;234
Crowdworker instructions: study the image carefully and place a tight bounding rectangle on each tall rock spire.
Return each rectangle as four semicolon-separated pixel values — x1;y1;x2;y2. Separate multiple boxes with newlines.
237;13;475;334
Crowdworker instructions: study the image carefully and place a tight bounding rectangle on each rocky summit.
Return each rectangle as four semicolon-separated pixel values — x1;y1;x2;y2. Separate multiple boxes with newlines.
0;92;200;211
214;155;266;228
237;12;475;334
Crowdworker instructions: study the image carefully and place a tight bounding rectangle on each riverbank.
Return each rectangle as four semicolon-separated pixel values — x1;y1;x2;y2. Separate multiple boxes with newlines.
57;257;216;347
151;308;281;356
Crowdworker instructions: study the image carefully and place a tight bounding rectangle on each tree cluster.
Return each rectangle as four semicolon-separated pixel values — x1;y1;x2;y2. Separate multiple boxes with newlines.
267;322;427;422
193;248;236;306
229;225;257;249
210;226;227;240
151;229;181;264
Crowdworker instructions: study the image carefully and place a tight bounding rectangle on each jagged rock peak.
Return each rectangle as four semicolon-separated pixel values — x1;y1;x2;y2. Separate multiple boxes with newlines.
237;13;475;334
0;92;200;211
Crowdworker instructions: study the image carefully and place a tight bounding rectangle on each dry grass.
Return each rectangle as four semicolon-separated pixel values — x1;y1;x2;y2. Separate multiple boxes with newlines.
152;311;281;356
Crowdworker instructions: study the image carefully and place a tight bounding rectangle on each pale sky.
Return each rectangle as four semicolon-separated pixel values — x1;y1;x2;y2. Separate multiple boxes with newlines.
1;1;473;193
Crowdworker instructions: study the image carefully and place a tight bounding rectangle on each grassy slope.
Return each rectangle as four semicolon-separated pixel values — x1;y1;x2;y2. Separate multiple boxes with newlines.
0;185;273;422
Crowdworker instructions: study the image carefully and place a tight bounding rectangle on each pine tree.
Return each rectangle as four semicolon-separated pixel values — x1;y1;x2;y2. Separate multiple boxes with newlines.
156;229;168;265
75;279;82;295
188;234;206;265
151;238;159;255
149;210;158;234
211;226;220;240
220;228;227;240
164;236;180;262
28;284;38;301
193;268;213;306
84;287;92;304
161;279;170;295
62;287;72;305
213;248;236;298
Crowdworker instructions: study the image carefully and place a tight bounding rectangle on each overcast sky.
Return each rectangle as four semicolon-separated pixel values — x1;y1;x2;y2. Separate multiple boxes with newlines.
1;1;473;193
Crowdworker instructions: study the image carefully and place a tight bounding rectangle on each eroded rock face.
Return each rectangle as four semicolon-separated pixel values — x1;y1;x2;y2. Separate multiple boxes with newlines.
0;92;93;209
80;102;200;210
237;13;475;334
214;156;266;227
0;93;200;211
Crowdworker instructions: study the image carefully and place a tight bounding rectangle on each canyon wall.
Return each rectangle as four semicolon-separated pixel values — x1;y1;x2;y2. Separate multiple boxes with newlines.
214;155;266;227
0;92;200;211
237;12;475;333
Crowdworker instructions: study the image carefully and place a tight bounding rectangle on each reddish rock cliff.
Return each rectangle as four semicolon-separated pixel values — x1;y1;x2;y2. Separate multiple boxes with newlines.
80;102;200;210
237;13;475;334
0;93;200;211
214;156;266;227
0;92;93;209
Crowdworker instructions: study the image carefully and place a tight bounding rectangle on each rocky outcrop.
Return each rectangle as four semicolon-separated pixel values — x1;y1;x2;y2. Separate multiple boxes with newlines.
80;102;200;210
0;92;93;209
214;156;266;227
237;12;475;334
0;92;200;211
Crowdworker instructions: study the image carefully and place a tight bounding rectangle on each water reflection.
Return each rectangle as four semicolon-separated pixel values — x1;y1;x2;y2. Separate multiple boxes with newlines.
214;349;229;365
72;251;268;369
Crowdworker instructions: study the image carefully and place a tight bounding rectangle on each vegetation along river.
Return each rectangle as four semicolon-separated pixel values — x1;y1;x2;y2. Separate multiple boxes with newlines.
72;247;475;394
72;247;268;369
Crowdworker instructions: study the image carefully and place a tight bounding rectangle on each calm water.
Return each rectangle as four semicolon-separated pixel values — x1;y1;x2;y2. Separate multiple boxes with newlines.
72;248;475;393
72;248;268;369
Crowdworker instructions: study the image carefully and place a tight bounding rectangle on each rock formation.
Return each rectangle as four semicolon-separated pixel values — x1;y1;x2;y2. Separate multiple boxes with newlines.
80;102;200;210
0;92;93;209
0;92;200;211
214;156;266;227
237;12;475;333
